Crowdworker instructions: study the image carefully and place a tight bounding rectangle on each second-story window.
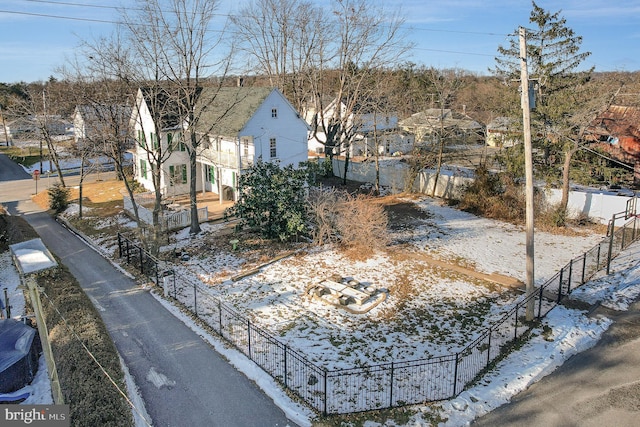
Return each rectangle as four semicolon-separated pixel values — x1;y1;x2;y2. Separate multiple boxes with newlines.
243;139;249;157
271;108;278;118
137;130;145;148
269;138;277;158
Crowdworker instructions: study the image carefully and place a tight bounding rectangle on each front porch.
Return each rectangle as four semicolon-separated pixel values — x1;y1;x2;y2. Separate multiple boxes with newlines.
169;191;235;222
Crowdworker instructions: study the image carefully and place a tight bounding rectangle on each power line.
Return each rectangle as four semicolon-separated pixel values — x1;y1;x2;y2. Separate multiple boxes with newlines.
40;289;153;427
0;8;119;25
0;6;507;62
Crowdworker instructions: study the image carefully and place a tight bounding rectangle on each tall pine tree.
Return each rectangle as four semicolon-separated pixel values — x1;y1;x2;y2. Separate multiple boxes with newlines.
493;1;595;221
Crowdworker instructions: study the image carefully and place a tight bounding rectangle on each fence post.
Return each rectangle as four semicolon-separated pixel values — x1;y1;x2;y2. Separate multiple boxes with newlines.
538;284;544;318
514;303;519;341
283;344;288;389
596;244;601;270
193;281;198;317
557;269;564;303
139;246;144;274
566;259;573;294
323;369;328;416
126;239;130;263
247;319;252;360
581;253;587;284
389;361;395;408
607;218;615;275
486;327;492;367
218;299;223;334
453;353;460;396
621;222;627;250
117;233;122;258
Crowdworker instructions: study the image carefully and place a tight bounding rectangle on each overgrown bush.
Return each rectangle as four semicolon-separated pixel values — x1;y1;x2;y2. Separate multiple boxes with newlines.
336;193;389;251
48;183;70;213
307;187;389;252
457;165;550;224
538;203;568;227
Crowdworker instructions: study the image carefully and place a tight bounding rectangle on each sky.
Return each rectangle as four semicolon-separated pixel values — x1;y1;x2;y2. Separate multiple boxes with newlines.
0;1;638;83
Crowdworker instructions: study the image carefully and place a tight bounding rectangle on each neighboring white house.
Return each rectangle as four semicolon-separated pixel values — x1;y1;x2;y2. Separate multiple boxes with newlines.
399;109;484;145
307;98;413;157
130;86;310;201
5;115;70;138
74;104;132;145
486;117;519;147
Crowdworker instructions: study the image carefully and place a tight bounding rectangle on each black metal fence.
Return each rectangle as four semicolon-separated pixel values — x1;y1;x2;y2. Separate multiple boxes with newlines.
116;213;640;415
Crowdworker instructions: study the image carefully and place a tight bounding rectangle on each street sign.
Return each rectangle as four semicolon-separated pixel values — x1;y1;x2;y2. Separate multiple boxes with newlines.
32;170;40;180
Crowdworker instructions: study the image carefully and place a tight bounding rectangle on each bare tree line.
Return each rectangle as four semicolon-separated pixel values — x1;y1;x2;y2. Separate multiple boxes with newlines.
0;0;638;250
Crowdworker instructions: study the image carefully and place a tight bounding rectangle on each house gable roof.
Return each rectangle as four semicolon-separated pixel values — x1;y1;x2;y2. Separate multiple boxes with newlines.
137;86;186;130
400;109;482;130
75;104;132;124
196;87;273;137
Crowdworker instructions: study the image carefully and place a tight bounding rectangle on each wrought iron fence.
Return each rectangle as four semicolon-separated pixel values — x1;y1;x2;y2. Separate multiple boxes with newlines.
116;213;640;415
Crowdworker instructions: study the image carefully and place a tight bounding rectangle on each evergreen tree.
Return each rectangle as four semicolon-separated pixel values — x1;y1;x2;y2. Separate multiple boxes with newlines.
229;160;309;241
493;1;596;219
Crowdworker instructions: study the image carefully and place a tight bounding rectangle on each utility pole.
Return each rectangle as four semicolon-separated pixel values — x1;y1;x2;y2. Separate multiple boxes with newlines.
40;89;46;174
519;27;535;321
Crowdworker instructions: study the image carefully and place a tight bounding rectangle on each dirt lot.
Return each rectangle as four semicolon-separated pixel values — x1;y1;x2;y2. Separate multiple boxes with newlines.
47;177;525;289
32;179;125;210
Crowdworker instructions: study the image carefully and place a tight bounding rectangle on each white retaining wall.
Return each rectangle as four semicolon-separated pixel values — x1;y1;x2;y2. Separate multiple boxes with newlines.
332;158;636;224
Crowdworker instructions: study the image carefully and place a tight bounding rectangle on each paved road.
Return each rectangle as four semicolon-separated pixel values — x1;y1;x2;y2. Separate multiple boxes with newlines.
474;268;640;426
0;153;297;427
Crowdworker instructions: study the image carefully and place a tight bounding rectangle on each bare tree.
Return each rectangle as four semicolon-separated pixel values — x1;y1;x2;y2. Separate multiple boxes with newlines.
419;68;466;197
231;0;326;113
7;82;70;188
312;0;410;184
236;0;410;181
119;0;237;236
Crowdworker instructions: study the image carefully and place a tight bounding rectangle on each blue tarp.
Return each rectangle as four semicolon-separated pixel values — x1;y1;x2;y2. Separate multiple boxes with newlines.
0;319;40;393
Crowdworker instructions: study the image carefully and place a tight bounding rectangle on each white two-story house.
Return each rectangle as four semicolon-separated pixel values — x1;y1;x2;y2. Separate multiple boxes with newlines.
307;97;413;157
130;85;310;201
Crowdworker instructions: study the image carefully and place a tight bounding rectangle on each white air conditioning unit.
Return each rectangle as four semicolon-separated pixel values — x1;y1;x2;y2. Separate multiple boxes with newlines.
315;147;324;154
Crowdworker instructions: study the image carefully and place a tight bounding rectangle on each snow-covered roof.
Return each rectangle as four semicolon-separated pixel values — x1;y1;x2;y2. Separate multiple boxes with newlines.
9;239;58;275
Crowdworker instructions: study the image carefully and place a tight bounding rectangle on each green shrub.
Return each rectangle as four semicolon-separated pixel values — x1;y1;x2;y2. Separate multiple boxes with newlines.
48;184;70;213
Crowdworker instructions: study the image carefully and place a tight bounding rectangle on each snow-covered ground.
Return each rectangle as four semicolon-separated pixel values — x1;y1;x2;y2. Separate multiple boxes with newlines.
2;195;639;426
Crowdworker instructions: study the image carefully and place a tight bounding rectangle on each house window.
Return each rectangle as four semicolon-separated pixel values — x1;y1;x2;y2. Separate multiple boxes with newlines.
169;164;187;186
139;159;147;179
269;138;277;158
167;132;173;150
243;138;249;157
177;133;186;151
137;130;145;148
150;132;159;149
271;108;278;118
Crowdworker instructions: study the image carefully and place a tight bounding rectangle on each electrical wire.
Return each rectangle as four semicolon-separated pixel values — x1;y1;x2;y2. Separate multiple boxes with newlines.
39;289;153;427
